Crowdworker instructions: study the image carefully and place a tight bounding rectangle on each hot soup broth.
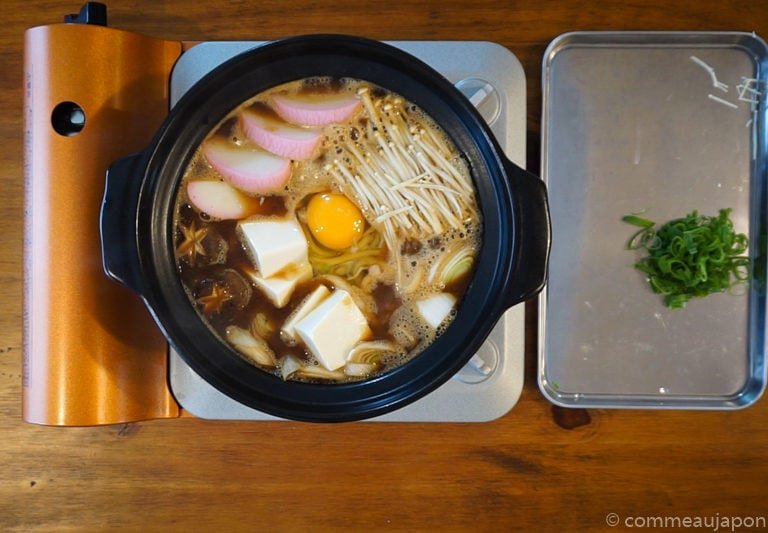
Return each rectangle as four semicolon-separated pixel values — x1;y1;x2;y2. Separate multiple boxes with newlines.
174;77;481;382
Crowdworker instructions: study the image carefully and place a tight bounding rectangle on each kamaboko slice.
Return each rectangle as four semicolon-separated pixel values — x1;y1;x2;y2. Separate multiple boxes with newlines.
187;180;259;220
203;137;291;194
272;94;361;127
240;109;322;161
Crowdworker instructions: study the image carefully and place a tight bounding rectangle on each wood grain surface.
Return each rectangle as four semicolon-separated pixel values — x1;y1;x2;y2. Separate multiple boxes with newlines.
4;1;768;531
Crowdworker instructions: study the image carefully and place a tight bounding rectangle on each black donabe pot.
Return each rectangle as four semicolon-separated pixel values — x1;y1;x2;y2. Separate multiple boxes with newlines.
100;35;550;422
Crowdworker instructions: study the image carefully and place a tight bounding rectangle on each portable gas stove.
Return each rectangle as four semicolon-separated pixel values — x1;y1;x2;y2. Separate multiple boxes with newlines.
23;4;527;424
168;41;527;422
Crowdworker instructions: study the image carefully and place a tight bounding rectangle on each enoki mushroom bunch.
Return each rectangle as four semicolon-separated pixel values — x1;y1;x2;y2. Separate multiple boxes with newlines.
326;87;478;268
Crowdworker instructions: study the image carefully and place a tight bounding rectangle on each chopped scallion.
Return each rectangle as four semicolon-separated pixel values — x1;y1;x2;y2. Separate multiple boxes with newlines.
623;209;749;309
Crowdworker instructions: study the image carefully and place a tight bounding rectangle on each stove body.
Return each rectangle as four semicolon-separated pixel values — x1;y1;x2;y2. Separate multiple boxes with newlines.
23;15;528;424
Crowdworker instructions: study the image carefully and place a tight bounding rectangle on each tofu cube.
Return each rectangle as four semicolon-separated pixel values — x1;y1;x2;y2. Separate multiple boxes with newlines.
294;290;371;371
245;263;313;308
238;217;308;278
416;293;456;329
281;285;331;343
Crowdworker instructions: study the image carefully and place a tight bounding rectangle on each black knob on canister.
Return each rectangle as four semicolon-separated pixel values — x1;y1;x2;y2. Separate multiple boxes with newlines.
64;2;107;26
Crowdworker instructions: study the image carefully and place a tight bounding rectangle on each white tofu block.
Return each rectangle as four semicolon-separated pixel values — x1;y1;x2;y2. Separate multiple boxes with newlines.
281;285;331;342
238;217;308;278
416;293;456;329
294;290;371;371
246;263;312;308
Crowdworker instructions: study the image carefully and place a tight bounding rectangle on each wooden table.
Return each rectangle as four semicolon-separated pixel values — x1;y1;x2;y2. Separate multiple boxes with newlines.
4;1;767;530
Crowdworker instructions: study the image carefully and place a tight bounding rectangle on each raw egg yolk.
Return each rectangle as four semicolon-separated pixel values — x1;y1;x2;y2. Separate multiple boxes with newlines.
307;192;365;250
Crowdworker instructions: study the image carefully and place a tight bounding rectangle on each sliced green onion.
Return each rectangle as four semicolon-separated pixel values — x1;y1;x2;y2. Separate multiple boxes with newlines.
622;214;655;229
623;208;750;309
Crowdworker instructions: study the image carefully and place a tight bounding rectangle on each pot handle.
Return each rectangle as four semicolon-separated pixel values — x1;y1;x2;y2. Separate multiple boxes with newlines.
100;152;144;294
503;159;551;307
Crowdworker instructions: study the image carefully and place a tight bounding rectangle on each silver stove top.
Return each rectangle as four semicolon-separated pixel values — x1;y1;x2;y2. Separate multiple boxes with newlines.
168;40;527;422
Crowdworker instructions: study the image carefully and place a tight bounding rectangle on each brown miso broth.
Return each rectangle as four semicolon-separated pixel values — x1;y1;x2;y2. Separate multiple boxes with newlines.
174;77;482;383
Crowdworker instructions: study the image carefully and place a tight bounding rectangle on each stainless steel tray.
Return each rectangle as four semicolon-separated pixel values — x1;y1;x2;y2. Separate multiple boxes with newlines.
539;31;768;409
